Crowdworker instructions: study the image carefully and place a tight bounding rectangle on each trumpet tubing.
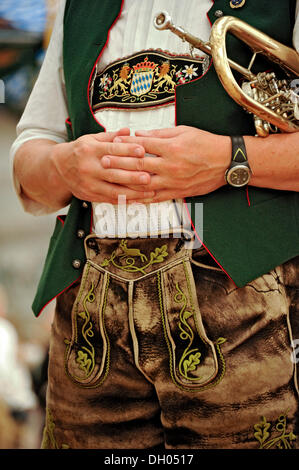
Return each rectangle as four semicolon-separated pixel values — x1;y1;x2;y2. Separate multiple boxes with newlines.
153;11;299;136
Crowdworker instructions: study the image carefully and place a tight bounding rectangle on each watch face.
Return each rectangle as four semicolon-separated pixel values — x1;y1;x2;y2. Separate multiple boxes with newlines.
227;165;251;187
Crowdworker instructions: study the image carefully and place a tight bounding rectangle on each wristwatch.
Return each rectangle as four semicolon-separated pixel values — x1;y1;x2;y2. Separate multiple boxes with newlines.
225;135;252;187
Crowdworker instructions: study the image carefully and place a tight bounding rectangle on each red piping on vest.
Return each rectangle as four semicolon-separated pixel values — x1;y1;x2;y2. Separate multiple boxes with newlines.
246;186;251;206
207;0;214;27
57;215;65;226
36;276;81;318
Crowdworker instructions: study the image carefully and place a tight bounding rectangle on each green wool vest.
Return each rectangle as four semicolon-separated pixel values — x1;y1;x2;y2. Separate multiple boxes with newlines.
32;0;299;317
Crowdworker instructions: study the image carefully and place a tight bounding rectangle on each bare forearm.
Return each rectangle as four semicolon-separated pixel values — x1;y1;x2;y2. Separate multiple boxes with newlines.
115;126;299;202
13;131;155;211
14;139;72;210
245;132;299;192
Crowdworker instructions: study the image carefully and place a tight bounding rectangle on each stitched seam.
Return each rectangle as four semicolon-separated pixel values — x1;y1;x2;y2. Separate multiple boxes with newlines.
42;408;69;449
88;256;191;282
183;260;223;384
285;304;299;398
127;280;155;385
64;272;111;389
63;262;91;375
74;282;97;379
73;273;111;389
175;282;203;381
183;260;208;345
157;270;227;392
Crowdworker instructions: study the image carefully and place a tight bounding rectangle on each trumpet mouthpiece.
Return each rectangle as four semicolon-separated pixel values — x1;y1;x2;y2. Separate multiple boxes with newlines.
153;11;172;30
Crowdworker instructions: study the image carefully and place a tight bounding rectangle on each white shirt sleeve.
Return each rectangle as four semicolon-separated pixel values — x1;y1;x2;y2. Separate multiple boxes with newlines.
9;0;67;215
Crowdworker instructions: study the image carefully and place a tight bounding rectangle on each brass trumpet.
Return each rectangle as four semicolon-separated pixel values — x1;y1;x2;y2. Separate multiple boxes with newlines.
154;11;299;137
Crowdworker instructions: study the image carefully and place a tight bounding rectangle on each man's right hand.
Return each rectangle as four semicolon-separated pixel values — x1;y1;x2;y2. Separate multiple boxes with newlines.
14;128;155;212
50;128;155;205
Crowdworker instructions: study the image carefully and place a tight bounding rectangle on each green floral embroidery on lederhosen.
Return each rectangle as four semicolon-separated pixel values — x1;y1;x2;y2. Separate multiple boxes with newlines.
174;282;203;381
173;282;227;382
101;239;169;274
74;282;96;378
41;408;69;449
64;263;111;388
157;266;227;393
254;412;297;449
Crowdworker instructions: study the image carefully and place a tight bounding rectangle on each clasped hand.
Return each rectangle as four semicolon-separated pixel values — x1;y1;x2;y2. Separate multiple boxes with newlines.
52;125;230;204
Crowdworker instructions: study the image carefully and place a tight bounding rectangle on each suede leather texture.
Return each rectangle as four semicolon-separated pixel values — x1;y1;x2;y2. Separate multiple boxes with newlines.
42;235;299;449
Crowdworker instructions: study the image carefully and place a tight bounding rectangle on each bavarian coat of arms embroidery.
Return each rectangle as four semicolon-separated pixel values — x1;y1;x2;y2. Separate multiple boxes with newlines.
130;57;156;97
90;50;209;111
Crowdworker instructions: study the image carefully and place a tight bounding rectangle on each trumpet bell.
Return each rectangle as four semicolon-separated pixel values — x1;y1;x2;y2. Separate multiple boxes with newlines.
210;16;299;135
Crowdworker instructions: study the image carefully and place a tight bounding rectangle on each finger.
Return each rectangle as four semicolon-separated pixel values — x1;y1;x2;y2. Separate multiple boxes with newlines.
126;175;166;192
151;190;176;203
114;135;167;156
107;183;156;201
90;181;155;203
91;128;130;142
116;127;131;136
127;189;178;204
134;127;183;138
97;141;145;159
101;155;164;174
102;168;151;186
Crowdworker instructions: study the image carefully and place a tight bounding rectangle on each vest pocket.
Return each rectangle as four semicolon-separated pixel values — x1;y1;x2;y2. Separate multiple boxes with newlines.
64;261;110;388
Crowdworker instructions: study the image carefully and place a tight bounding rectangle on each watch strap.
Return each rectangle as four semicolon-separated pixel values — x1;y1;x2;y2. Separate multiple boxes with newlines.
225;135;252;187
230;135;249;166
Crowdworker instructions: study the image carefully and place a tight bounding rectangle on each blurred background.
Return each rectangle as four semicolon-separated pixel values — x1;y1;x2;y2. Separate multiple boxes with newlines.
0;0;62;449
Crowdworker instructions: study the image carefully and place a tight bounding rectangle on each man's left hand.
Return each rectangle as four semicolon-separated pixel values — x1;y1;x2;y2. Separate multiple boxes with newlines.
101;125;231;202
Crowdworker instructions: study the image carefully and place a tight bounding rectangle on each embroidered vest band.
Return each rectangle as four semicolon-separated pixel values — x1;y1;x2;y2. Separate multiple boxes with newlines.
90;50;209;112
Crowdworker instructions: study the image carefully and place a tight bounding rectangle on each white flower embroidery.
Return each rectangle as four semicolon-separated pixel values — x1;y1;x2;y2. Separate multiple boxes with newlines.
100;73;111;89
182;64;198;79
